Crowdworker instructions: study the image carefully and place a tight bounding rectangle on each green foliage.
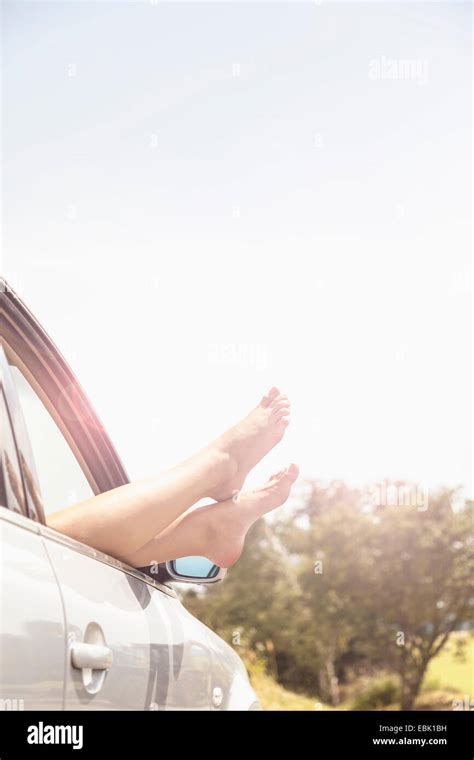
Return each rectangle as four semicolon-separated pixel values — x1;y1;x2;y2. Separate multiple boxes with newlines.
351;676;400;710
182;483;473;710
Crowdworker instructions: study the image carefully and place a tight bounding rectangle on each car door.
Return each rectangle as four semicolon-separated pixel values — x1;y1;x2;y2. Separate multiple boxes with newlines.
1;280;216;709
0;345;65;710
42;530;164;710
1;294;166;709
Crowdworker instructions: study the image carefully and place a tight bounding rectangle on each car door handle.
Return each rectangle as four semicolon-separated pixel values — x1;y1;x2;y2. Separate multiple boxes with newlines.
71;642;113;671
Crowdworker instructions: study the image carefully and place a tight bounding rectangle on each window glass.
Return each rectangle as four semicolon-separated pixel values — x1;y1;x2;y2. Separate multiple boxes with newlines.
0;391;27;514
9;365;94;515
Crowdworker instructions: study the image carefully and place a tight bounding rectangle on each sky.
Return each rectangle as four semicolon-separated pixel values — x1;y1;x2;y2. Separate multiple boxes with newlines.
2;1;472;501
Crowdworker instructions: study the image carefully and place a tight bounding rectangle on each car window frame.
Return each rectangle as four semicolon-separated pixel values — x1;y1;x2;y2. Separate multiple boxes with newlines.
0;386;27;515
0;343;43;521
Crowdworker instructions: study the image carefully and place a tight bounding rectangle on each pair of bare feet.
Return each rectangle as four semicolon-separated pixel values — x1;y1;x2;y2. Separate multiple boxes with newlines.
47;387;298;571
182;387;299;568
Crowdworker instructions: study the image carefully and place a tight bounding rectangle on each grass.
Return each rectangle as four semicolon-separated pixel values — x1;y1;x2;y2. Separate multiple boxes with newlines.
423;631;473;695
248;667;322;711
247;631;473;711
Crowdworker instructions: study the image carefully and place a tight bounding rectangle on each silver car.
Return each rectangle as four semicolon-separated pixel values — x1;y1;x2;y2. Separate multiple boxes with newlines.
0;279;260;710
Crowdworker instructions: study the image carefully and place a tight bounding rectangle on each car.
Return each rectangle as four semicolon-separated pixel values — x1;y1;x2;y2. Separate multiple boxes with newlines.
0;279;260;711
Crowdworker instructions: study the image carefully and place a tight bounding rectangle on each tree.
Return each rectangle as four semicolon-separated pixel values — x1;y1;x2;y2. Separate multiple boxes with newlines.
182;481;473;710
359;490;474;709
278;482;369;703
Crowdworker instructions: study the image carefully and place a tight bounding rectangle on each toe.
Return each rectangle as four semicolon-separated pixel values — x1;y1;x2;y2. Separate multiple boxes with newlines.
272;399;291;416
270;394;290;414
262;464;299;509
285;463;299;482
273;468;286;479
270;392;288;404
260;387;280;408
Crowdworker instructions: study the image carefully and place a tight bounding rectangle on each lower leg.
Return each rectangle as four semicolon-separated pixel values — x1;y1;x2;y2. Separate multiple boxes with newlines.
47;446;231;559
123;464;299;569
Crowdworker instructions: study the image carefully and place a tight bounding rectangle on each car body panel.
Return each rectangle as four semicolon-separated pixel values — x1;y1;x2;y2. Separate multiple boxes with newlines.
44;538;153;710
0;510;65;709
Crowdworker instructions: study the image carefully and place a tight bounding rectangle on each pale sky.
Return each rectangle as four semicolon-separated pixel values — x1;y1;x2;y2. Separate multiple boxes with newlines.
2;1;472;500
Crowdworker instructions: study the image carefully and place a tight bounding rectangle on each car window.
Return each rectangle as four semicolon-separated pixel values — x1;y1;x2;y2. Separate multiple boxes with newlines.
8;365;94;515
0;390;27;515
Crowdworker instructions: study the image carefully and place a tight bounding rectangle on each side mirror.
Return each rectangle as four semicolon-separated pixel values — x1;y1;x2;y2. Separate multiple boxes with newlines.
165;556;227;584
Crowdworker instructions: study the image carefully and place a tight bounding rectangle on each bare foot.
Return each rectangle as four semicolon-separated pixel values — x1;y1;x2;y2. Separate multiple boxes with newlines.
207;387;291;501
193;464;299;568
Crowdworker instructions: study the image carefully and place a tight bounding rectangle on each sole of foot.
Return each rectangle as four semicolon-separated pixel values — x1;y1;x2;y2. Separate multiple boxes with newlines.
202;463;299;568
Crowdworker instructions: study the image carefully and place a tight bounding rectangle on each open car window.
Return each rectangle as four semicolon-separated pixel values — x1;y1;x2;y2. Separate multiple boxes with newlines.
8;363;94;516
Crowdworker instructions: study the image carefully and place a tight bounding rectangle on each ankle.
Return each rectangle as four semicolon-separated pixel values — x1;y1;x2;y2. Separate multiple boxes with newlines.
206;446;237;499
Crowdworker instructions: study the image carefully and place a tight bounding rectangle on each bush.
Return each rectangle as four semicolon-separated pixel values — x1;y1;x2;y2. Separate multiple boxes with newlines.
352;676;400;710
